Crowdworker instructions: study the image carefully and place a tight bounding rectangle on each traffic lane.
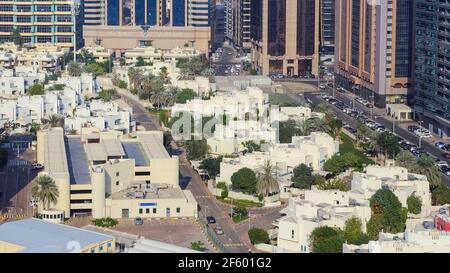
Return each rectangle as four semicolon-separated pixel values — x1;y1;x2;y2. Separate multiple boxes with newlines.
180;163;249;253
304;93;450;185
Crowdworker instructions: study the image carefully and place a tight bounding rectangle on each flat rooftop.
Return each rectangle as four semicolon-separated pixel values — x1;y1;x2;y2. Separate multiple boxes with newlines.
65;137;91;184
43;128;69;179
0;218;113;253
135;132;169;159
111;184;185;200
122;142;149;166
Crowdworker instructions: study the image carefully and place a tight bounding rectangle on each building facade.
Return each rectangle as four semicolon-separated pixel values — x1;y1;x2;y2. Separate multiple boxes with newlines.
414;0;450;138
334;0;415;108
224;0;251;51
0;0;75;48
320;0;335;54
250;0;320;77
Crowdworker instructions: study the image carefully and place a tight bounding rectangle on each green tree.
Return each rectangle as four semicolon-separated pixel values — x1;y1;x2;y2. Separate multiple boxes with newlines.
248;228;269;245
175;88;197;103
395;150;418;172
355;120;370;141
242;140;262;153
343;217;369;245
47;114;63;128
309;226;344;253
369;188;406;235
256;160;280;197
375;132;400;161
317;179;349;191
28;84;44;96
415;155;441;189
407;194;422;215
190;241;206;251
323;153;360;174
366;214;384;240
199;156;222;178
292;164;314;189
31;175;59;210
231;167;257;194
432;185;450;205
279;119;301;143
67;129;78;135
136;56;146;67
98;88;117;102
67;61;82;77
11;28;23;46
185;139;209;160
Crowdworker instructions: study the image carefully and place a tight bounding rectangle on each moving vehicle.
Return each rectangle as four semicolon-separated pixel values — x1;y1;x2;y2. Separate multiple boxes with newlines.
214;225;224;235
134;217;144;225
206;216;216;224
31;163;44;170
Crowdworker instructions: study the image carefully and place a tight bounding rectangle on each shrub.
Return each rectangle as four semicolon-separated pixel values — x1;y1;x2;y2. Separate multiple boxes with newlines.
92;217;118;228
407;195;422;214
248;228;269;245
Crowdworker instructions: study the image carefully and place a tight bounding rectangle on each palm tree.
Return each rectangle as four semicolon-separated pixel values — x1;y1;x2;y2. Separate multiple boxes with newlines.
415;155;442;189
47;114;63;128
296;118;314;136
395;150;418;172
158;66;171;84
256;160;280;197
29;122;41;135
67;128;78;135
31;175;59;210
127;67;141;89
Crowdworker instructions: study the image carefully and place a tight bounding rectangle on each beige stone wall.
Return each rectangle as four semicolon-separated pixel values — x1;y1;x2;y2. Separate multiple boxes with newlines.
83;25;211;55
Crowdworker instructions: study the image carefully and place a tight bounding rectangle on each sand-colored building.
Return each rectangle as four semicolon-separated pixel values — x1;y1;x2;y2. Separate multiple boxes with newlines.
36;128;197;220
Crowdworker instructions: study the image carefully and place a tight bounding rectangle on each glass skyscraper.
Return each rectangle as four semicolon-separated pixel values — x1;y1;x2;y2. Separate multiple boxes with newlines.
415;0;450;137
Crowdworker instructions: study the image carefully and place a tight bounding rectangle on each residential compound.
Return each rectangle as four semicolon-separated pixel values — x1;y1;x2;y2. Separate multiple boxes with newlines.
414;0;450;138
218;132;340;186
343;230;450;253
334;0;415;107
36;128;197;220
250;0;320;77
81;0;214;54
276;165;432;253
0;0;75;48
0;73;95;127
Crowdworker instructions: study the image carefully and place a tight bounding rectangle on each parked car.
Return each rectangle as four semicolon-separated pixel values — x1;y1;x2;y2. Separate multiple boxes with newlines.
31;163;44;170
206;216;216;224
442;152;450;159
134;217;144;225
214;225;224;235
435;142;446;149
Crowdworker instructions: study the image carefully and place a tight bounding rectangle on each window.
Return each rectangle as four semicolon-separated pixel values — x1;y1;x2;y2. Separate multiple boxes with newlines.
99;245;104;251
146;208;150;214
116;172;119;177
107;242;112;248
153;208;157;213
176;207;180;213
91;248;95;253
291;230;294;239
139;208;143;214
115;181;119;186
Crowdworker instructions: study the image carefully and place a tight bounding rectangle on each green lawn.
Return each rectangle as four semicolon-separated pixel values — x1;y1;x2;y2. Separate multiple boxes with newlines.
217;197;263;208
339;133;374;167
232;215;249;223
148;108;169;125
269;93;300;107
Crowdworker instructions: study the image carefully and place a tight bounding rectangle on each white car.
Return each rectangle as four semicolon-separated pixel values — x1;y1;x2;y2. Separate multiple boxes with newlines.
31;163;44;170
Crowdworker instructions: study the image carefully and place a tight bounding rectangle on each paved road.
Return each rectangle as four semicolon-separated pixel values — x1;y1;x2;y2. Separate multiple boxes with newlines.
300;91;450;186
0;136;36;216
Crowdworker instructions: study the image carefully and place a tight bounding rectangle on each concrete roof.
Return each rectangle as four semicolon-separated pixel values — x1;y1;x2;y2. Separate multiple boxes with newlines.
135;132;169;159
386;104;412;111
126;238;200;253
102;138;125;157
85;142;107;162
43;128;69;179
0;219;114;253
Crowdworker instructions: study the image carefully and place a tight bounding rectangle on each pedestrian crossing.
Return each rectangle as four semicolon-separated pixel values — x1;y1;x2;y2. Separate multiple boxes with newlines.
7;160;28;167
223;243;245;247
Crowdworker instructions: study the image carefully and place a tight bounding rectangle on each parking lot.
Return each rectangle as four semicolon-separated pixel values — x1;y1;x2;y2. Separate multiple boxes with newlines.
111;218;217;252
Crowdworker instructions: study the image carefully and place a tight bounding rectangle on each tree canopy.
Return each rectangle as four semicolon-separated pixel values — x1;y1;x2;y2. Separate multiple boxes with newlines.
407;194;422;215
248;228;269;245
292;164;314;189
175;88;197;103
28;84;44;96
231;167;257;194
185;139;209;160
309;226;345;253
199;156;222;178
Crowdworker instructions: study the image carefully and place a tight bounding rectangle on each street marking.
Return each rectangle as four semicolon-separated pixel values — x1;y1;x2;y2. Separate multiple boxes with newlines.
7;160;28;167
223;243;245;247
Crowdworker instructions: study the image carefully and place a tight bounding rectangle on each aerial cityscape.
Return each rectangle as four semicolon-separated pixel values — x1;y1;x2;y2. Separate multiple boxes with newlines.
0;0;450;257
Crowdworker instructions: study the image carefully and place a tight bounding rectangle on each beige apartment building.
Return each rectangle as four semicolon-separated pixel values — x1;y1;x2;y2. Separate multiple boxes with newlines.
250;0;320;77
36;128;197;220
334;0;415;107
